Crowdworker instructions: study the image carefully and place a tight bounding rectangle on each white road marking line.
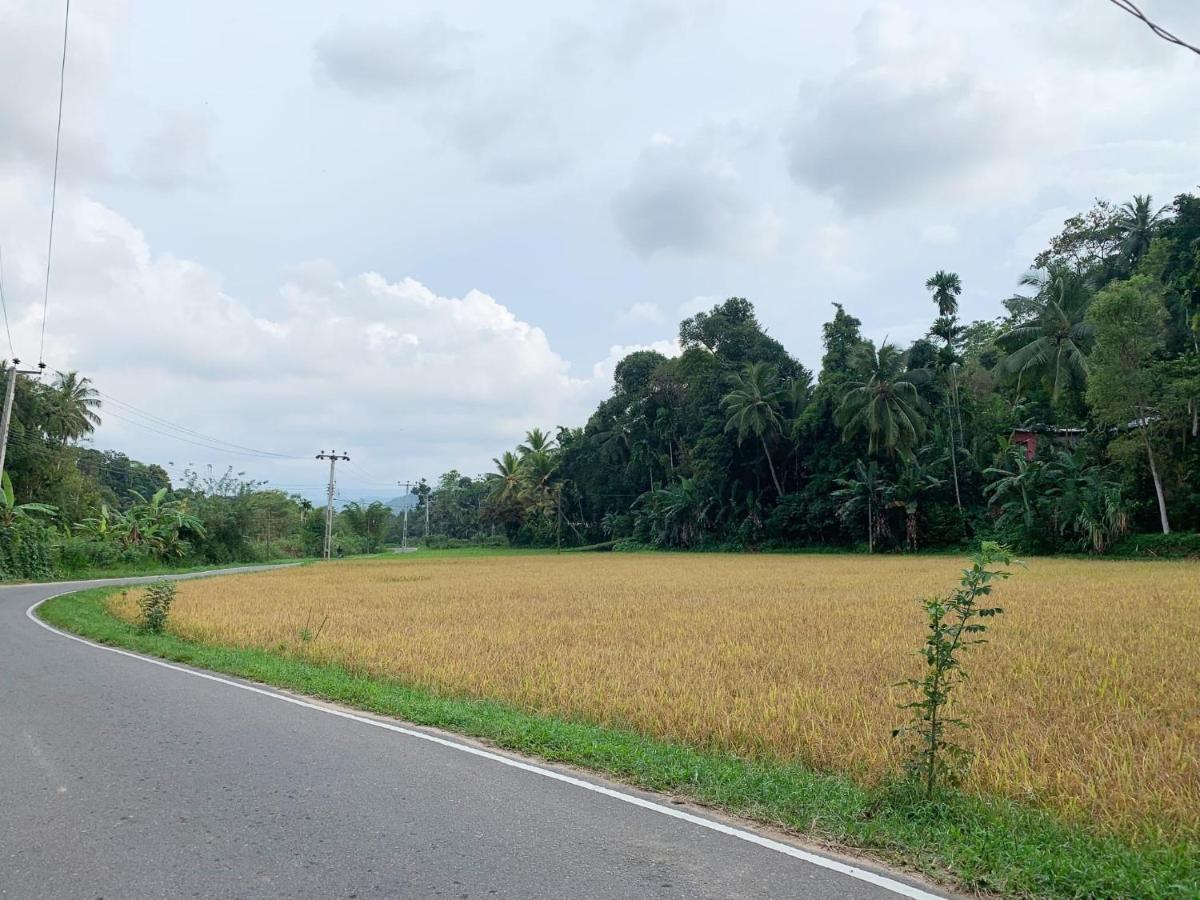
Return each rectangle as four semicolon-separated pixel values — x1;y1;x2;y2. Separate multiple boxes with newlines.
26;591;946;900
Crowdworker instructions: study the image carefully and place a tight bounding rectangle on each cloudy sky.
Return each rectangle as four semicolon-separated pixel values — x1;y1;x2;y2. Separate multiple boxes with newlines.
1;0;1197;500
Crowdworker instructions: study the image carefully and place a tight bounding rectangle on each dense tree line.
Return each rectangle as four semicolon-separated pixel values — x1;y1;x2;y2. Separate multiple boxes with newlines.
456;191;1200;554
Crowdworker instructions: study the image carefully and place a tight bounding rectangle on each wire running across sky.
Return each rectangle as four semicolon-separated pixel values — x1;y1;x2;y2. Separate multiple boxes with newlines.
95;390;304;460
1107;0;1200;56
40;0;72;366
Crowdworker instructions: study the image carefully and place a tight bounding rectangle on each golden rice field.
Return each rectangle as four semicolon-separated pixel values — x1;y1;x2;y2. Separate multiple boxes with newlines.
113;553;1200;842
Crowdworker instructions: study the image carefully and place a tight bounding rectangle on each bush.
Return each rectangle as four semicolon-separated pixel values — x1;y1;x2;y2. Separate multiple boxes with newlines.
1109;532;1200;559
612;538;653;552
54;537;151;574
138;580;176;633
421;533;508;550
0;522;55;580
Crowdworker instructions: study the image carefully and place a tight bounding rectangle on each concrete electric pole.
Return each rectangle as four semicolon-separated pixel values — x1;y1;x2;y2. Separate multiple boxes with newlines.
0;360;45;487
397;480;413;550
315;450;349;560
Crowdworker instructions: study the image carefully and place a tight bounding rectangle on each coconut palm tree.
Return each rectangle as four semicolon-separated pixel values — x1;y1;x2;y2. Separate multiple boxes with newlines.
835;343;930;459
488;450;524;505
996;269;1095;402
721;362;786;496
46;371;102;447
518;427;555;457
1113;194;1170;270
925;270;962;318
832;460;893;553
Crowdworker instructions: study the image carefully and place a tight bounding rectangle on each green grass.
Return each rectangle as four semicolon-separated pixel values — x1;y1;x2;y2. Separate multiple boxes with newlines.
44;557;315;583
38;584;1198;899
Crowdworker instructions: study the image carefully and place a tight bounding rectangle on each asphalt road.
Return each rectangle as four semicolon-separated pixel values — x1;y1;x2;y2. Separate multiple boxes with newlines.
0;571;950;900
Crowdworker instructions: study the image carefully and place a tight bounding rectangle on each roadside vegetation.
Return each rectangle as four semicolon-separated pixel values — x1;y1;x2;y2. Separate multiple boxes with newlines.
0;372;400;580
41;550;1199;898
2;192;1198;580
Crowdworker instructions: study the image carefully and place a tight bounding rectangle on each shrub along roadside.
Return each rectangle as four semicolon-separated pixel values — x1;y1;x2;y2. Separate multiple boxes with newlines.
38;587;1197;900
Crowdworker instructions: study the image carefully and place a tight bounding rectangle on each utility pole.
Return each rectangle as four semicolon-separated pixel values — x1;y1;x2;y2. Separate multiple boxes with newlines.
397;480;413;550
315;450;349;560
0;359;45;487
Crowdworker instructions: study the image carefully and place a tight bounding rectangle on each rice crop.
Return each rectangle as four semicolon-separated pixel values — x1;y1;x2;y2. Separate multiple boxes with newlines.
112;553;1200;843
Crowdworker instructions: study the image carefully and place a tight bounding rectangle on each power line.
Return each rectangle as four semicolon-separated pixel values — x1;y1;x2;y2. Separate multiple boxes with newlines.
1107;0;1200;56
40;0;72;366
0;246;15;359
94;389;302;459
99;407;306;460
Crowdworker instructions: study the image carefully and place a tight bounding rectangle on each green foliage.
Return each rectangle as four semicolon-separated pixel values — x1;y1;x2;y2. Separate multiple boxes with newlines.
138;579;176;633
896;543;1017;798
835;342;930;458
1109;532;1200;559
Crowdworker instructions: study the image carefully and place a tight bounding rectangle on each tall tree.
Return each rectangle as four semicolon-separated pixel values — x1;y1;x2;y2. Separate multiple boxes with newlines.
518;427;555;456
1114;194;1170;271
926;273;966;517
835;343;930;458
925;270;962;317
46;371;102;447
1086;276;1172;533
488;451;524;505
721;362;786;496
996;268;1095;403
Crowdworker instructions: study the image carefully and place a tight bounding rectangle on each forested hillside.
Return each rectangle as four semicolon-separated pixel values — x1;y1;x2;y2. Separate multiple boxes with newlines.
449;192;1200;554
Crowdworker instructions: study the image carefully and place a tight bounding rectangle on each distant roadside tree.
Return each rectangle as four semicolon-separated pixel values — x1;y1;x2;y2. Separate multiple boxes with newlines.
1086;276;1172;533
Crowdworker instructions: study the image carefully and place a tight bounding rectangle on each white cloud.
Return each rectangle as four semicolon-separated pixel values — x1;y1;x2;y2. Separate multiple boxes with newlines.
614;137;779;259
0;176;624;485
617;302;665;325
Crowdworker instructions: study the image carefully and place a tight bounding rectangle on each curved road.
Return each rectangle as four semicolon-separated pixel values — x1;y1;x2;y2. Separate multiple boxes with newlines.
1;572;949;899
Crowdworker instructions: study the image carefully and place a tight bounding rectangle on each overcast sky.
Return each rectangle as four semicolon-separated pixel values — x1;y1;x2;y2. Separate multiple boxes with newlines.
1;0;1197;501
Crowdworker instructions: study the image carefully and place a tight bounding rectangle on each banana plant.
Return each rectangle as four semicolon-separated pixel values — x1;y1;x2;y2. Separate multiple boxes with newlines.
0;473;57;529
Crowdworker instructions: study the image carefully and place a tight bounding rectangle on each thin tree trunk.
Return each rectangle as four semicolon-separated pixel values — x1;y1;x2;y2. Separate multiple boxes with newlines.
950;364;965;452
947;403;963;514
761;435;784;497
1143;426;1171;534
867;494;874;554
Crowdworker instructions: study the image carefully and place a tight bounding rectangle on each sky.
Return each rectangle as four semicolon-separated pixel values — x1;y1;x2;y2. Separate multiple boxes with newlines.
1;0;1197;502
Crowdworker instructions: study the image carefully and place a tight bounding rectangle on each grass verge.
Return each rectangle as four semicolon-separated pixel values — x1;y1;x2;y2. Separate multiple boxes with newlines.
39;586;1198;899
45;557;314;583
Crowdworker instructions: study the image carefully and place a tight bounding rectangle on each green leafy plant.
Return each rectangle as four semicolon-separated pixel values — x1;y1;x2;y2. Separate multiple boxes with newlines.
138;579;176;634
895;542;1018;797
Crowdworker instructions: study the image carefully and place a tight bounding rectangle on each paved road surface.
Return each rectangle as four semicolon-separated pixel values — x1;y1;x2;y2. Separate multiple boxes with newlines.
0;571;949;899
